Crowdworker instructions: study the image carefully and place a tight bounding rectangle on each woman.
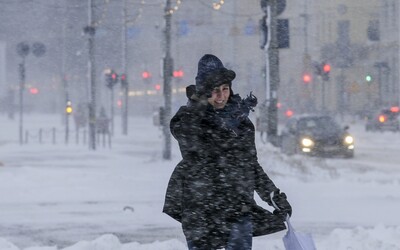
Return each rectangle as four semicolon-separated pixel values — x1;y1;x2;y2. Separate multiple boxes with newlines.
163;54;292;249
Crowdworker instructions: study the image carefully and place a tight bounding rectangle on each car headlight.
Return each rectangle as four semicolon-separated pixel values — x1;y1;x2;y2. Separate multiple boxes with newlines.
301;137;314;147
344;135;354;144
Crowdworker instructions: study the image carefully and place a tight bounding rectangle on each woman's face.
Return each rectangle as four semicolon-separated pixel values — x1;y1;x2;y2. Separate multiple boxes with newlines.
207;83;230;109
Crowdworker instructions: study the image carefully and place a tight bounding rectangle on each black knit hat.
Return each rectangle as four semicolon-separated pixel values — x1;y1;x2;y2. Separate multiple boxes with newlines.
195;54;236;97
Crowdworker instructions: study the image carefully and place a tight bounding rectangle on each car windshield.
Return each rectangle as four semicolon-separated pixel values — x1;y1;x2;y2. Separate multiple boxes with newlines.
298;116;340;132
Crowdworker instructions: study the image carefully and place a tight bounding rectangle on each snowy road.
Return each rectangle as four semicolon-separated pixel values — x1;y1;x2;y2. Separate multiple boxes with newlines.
0;114;399;249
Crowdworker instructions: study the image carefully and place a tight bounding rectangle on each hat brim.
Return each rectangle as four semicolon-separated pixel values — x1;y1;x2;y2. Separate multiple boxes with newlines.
204;68;236;88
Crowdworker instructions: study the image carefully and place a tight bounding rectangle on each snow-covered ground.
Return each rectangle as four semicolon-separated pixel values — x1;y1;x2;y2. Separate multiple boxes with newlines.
0;113;399;250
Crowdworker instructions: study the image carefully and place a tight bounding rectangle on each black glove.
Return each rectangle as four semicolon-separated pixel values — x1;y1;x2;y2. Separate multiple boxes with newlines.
231;92;257;121
270;190;292;218
240;92;258;114
212;93;258;136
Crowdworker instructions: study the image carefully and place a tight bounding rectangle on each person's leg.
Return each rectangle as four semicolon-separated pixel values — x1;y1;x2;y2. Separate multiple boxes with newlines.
226;215;253;250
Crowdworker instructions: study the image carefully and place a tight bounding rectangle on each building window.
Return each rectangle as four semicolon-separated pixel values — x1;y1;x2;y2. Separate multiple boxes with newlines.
367;19;380;41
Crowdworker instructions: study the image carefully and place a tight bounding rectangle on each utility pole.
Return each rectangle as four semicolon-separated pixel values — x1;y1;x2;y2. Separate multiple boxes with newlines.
300;0;313;112
268;0;279;145
121;0;129;135
85;0;96;150
162;0;173;160
18;58;26;145
110;82;115;135
64;75;70;144
62;4;70;144
261;0;280;146
16;42;29;145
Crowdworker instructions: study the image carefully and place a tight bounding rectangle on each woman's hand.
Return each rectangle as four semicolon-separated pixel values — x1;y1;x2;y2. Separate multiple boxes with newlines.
270;190;292;218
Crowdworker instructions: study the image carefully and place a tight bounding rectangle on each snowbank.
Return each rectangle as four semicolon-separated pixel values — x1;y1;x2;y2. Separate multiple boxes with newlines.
0;224;398;250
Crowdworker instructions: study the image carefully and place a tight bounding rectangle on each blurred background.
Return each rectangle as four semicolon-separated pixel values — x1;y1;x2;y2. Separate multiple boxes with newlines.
0;0;397;118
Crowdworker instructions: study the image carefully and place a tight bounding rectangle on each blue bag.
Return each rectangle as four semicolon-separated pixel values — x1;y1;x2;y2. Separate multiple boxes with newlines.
283;218;317;250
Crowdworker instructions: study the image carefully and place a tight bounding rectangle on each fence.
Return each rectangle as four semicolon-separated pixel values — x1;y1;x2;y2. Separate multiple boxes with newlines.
23;127;111;148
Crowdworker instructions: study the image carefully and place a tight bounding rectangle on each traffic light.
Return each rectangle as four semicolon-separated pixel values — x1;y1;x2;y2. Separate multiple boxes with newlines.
390;106;400;113
312;61;331;81
323;63;331;73
285;109;294;117
111;72;117;81
322;63;330;81
120;73;128;88
65;101;73;115
105;70;119;89
303;73;312;84
173;69;184;78
142;71;151;79
155;84;161;91
259;15;268;49
29;87;39;95
142;71;151;84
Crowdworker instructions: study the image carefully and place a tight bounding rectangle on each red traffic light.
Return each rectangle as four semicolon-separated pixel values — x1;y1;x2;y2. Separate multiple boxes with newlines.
121;74;126;81
142;71;151;79
29;87;39;94
173;70;184;78
303;74;311;83
285;109;294;117
390;106;400;113
155;84;161;90
323;64;331;73
111;73;117;80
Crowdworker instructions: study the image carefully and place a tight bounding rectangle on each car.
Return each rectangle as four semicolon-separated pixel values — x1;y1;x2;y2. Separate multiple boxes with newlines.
365;106;400;132
280;115;354;158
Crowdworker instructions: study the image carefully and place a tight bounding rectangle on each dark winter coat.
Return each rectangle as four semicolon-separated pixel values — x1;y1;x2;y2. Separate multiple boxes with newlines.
163;92;286;249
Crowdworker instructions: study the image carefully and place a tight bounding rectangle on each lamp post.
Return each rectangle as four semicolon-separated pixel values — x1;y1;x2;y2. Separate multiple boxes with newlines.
84;0;96;150
260;0;281;147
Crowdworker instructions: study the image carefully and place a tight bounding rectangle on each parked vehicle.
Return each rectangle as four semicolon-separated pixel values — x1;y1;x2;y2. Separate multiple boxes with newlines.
280;115;354;158
365;106;400;132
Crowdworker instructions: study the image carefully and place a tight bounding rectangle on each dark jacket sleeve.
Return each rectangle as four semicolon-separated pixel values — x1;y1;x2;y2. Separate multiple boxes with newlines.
244;119;280;205
170;105;221;161
254;162;279;206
